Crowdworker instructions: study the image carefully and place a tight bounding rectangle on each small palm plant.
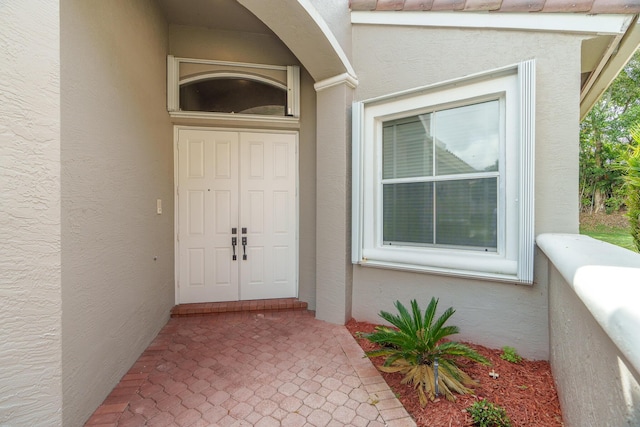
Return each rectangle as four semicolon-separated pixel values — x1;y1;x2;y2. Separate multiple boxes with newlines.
364;298;490;406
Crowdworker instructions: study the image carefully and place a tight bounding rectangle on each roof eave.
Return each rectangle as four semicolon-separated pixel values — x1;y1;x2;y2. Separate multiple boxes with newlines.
580;15;640;120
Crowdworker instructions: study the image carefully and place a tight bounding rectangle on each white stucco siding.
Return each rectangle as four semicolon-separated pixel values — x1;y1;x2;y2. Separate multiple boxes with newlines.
61;1;173;425
352;26;586;359
0;1;63;425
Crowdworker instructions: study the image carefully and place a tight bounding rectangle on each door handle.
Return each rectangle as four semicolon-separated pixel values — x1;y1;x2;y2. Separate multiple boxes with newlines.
231;227;237;261
231;237;237;261
242;236;247;260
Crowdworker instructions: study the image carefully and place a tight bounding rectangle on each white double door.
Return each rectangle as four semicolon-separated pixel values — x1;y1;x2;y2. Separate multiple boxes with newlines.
177;128;297;303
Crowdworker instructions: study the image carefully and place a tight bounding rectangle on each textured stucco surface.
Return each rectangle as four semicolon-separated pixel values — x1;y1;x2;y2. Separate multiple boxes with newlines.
351;26;587;359
308;0;353;59
545;251;640;427
0;2;63;425
169;24;318;309
315;83;354;324
61;1;174;425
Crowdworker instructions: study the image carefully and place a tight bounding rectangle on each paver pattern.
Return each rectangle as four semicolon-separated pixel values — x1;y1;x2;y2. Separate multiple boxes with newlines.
84;310;416;426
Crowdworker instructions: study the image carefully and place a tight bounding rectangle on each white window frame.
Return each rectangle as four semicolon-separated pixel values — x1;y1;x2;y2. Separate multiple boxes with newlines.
167;56;300;123
352;61;536;284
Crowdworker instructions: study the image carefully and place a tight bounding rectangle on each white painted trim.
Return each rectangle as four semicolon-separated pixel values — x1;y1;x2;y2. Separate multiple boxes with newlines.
314;72;359;92
517;59;536;284
174;125;300;136
167;56;301;118
173;126;180;304
351;101;364;264
169;111;299;124
179;72;287;90
360;63;518;106
359;259;522;283
174;56;288;71
537;233;640;376
287;65;300;117
351;11;635;35
167;55;180;112
352;61;536;284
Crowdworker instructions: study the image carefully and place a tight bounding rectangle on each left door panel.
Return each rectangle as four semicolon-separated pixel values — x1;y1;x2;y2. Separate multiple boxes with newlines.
178;129;239;303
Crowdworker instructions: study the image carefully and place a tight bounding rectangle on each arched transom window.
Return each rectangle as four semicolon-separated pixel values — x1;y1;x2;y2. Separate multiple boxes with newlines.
167;56;300;121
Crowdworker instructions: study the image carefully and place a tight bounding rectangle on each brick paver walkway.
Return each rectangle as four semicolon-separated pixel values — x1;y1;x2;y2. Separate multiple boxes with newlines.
84;310;416;426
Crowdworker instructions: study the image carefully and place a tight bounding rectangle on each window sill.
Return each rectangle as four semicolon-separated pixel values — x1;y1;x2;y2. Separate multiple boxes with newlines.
360;247;521;283
358;258;524;283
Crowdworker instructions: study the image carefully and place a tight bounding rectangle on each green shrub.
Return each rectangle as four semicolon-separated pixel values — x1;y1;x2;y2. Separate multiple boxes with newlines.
605;195;625;214
624;124;640;252
363;298;489;406
467;399;512;427
499;346;522;364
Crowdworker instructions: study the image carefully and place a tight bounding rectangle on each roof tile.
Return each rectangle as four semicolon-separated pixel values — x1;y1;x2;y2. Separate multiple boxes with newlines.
463;0;502;10
349;0;378;11
376;0;406;10
349;0;640;13
402;0;436;10
590;0;640;14
431;0;466;10
541;0;594;12
498;0;545;12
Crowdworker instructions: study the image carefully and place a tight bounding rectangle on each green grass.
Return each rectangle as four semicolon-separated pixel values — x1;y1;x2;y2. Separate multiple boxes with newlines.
580;224;638;252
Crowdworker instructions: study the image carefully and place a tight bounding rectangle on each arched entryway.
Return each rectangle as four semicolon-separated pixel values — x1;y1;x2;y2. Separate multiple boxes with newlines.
238;0;358;324
166;0;357;324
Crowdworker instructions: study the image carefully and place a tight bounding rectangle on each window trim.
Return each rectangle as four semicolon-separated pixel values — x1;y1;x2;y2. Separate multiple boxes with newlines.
167;56;300;122
352;61;536;284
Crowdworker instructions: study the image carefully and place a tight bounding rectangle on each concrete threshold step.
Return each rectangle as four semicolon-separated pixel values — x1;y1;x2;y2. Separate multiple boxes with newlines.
170;297;308;318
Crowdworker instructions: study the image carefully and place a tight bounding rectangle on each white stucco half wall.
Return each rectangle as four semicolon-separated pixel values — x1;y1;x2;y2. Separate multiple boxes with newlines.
539;234;640;426
0;1;63;425
538;234;640;375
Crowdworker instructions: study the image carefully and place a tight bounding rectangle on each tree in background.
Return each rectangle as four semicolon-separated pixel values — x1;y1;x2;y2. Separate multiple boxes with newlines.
624;124;640;251
580;49;640;213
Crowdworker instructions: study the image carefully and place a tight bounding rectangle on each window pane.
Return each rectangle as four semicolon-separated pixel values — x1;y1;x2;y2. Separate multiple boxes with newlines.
383;182;433;245
180;78;286;116
435;178;497;249
435;101;499;175
383;115;432;179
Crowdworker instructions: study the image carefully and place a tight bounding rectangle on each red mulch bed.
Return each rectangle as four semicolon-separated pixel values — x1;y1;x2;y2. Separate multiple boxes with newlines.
346;319;564;427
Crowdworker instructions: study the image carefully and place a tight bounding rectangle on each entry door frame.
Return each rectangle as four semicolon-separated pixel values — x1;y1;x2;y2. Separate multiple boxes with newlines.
173;125;300;304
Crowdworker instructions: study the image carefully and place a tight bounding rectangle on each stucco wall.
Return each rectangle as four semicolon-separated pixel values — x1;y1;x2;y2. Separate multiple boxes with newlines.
308;0;353;59
314;83;355;324
60;1;173;425
0;2;63;425
539;238;640;427
351;26;586;359
168;25;318;309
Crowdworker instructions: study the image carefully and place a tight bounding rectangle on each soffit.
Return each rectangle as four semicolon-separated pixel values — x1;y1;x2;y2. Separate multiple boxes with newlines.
156;0;274;35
